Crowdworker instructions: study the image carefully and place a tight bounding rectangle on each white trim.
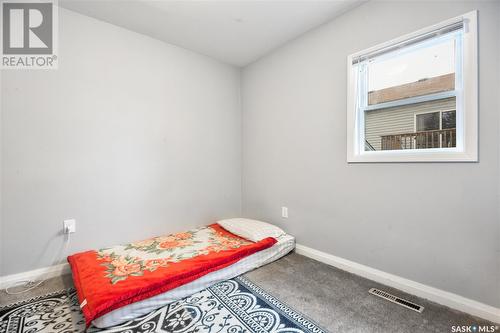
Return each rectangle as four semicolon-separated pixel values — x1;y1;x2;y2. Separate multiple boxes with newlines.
460;10;478;162
0;263;70;289
2;251;499;324
346;10;478;163
348;148;476;163
295;244;500;324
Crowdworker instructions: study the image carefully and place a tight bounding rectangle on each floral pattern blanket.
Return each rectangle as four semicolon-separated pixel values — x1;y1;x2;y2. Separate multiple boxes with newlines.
67;224;277;326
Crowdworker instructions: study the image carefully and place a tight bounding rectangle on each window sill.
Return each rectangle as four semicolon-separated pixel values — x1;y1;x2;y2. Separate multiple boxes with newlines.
347;149;478;163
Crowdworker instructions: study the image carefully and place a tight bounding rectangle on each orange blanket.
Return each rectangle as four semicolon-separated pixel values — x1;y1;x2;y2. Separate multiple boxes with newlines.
67;223;276;326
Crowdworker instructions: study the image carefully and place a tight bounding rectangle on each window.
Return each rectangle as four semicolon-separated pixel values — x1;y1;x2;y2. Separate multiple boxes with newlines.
347;11;477;162
414;110;456;149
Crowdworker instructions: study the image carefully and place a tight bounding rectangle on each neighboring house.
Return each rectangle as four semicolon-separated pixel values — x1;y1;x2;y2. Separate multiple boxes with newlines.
365;74;456;151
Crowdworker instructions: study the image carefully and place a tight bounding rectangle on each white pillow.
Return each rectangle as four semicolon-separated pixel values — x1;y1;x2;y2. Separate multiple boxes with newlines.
217;218;286;242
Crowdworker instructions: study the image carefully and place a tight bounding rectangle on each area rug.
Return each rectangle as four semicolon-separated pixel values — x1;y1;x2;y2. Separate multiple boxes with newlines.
0;276;327;333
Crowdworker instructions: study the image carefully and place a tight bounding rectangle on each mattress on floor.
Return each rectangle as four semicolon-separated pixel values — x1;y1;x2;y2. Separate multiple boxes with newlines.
68;224;280;327
93;233;295;328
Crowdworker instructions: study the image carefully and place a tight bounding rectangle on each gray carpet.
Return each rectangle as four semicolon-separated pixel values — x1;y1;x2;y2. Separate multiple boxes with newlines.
1;252;498;332
246;253;498;332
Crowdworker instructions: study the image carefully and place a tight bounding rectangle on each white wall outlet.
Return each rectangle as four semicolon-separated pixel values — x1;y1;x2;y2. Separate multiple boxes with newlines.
63;219;76;233
281;207;288;218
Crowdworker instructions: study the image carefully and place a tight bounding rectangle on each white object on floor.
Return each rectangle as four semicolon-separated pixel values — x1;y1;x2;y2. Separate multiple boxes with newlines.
93;234;296;328
217;218;286;242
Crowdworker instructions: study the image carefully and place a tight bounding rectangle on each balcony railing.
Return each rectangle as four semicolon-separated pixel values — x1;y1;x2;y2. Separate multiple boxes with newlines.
381;128;456;150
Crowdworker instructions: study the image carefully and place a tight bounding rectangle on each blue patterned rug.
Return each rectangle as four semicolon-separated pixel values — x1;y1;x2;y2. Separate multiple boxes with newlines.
0;276;327;333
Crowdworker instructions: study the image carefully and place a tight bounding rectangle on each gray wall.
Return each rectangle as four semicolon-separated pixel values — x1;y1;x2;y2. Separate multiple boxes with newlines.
497;1;500;305
1;9;242;275
242;1;500;307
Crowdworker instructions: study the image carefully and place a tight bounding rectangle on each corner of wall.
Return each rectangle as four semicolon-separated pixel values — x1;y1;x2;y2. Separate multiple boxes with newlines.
236;66;244;217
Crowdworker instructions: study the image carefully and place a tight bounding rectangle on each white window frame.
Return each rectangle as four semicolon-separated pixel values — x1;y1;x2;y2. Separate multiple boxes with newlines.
346;11;478;163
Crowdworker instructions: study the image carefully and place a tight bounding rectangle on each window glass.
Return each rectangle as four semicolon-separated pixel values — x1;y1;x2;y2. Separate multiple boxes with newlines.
361;34;458;152
368;39;456;97
416;112;440;131
442;110;456;129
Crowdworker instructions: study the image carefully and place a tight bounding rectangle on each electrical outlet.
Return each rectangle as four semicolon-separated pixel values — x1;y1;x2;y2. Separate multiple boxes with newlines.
281;207;288;218
63;219;76;233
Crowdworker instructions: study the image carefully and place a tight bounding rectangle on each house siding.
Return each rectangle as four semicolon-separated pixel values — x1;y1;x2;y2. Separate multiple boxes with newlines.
365;97;456;150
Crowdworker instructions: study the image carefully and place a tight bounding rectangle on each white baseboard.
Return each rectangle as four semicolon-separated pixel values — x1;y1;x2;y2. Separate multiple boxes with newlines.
2;248;499;324
295;243;500;324
0;263;70;289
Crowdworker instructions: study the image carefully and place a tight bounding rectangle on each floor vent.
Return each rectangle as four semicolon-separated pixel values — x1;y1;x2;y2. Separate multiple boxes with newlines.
369;288;424;313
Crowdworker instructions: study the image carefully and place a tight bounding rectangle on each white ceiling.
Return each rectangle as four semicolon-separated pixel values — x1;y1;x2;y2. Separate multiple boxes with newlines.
59;0;364;66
